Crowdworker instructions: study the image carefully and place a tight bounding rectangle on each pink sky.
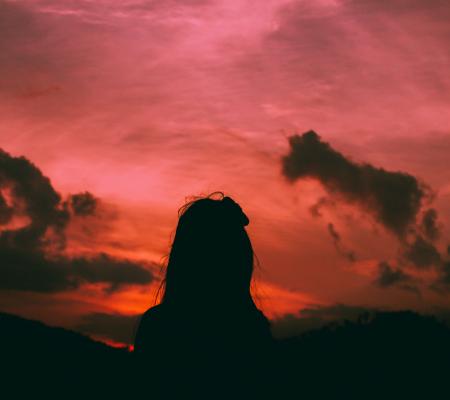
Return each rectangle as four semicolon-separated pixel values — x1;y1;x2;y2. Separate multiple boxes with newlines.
1;0;450;344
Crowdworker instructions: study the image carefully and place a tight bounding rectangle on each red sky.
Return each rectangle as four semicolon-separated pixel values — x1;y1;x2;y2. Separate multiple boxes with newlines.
1;0;450;345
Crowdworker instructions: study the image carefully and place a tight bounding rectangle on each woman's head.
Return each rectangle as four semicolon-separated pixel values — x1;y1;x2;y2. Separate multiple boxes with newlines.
160;192;256;308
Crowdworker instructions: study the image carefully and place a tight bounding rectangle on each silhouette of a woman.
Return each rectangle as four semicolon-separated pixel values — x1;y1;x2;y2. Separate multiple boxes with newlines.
134;193;274;398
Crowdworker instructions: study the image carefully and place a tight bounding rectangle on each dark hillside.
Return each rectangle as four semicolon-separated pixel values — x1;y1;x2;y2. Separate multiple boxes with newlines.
277;311;450;398
2;310;449;398
1;312;130;397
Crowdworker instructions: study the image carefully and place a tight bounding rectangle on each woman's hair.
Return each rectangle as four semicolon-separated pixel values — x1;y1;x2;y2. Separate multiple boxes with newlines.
158;192;257;309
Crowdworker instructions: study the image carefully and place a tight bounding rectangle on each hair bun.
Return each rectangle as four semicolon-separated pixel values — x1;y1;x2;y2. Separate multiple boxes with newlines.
222;196;249;226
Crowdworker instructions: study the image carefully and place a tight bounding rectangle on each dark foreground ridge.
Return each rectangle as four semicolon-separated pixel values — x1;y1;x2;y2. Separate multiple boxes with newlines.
1;312;130;397
1;310;449;398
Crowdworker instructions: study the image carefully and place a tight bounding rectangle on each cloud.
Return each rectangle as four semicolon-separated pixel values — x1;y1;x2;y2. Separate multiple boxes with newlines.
374;261;411;287
420;208;440;241
0;192;14;224
327;223;356;262
69;191;98;216
0;148;70;251
69;254;152;293
0;147;153;293
431;263;450;293
0;251;153;293
281;131;429;238
76;312;140;345
281;131;450;295
374;261;419;295
430;247;450;293
402;235;442;269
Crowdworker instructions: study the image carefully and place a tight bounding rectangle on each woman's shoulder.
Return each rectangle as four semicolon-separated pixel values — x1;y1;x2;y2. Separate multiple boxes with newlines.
137;303;188;332
138;304;171;330
141;303;164;319
134;304;169;353
246;304;271;330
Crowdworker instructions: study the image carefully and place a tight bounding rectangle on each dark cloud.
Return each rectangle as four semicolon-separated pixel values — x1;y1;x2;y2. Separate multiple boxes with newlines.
0;147;153;293
374;261;419;295
402;235;441;269
398;234;450;292
430;249;450;293
0;148;70;251
281;131;450;294
70;254;152;293
327;223;356;262
69;191;98;216
374;261;411;287
431;267;450;293
281;131;429;237
327;223;339;242
0;250;153;293
0;192;14;224
420;208;440;241
76;312;140;345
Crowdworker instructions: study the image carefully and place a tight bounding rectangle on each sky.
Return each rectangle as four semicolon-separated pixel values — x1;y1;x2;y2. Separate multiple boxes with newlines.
1;0;450;346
